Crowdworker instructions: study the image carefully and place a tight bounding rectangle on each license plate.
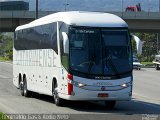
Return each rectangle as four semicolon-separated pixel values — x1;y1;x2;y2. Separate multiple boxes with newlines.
98;93;109;97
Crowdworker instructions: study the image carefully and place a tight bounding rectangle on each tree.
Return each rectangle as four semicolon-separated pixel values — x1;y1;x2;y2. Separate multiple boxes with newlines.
0;33;13;60
133;33;159;62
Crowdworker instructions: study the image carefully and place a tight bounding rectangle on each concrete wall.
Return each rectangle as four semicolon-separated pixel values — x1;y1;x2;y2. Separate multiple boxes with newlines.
0;11;160;32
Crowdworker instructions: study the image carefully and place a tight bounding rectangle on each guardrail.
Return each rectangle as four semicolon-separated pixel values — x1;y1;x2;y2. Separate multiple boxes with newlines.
0;11;55;18
114;11;160;19
0;11;160;19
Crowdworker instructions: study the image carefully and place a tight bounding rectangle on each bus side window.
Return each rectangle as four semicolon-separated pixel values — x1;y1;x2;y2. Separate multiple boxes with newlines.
50;22;58;54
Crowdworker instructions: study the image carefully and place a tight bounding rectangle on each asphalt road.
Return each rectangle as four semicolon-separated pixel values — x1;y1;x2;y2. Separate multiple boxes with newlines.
0;62;160;120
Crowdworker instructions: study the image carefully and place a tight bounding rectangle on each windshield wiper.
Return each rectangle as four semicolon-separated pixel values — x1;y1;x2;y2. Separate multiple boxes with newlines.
87;53;96;76
87;36;97;76
105;53;121;79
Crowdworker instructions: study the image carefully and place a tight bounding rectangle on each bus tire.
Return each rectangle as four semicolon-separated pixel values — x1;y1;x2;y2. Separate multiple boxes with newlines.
52;81;63;106
18;74;22;89
23;77;31;97
105;100;116;109
19;75;24;96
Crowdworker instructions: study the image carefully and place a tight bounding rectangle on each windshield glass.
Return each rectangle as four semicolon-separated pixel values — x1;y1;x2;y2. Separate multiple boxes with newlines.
69;27;132;78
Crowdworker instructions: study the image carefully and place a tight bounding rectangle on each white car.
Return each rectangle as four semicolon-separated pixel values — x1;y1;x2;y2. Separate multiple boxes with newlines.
133;58;142;70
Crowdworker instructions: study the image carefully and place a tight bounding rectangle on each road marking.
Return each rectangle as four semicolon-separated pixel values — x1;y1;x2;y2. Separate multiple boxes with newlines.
0;61;12;66
0;75;9;79
0;100;15;113
133;93;160;102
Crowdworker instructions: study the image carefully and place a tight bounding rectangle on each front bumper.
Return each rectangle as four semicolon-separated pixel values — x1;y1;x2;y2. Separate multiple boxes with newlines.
59;86;132;101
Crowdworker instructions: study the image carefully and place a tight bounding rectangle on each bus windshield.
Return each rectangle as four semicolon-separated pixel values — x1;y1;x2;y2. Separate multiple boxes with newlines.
69;27;132;78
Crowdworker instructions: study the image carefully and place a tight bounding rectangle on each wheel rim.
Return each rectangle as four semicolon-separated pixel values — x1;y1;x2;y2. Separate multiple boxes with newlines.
20;82;23;90
53;88;59;103
23;80;27;95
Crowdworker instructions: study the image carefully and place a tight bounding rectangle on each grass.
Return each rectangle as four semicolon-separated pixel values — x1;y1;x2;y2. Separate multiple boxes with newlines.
0;112;10;120
0;57;6;61
0;57;12;61
141;62;154;66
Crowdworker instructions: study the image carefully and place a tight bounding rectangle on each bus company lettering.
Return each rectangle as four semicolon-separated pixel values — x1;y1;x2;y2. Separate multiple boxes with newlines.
93;82;113;86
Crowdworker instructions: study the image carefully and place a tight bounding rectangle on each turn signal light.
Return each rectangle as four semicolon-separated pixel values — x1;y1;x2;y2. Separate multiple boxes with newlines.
67;73;73;80
67;73;73;95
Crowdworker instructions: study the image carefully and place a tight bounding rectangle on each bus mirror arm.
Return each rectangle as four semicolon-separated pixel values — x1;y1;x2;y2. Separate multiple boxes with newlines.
62;32;69;54
132;35;142;55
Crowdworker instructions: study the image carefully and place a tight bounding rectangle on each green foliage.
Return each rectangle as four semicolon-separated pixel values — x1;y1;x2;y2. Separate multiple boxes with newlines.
141;62;154;67
132;33;160;62
0;112;10;120
0;33;13;60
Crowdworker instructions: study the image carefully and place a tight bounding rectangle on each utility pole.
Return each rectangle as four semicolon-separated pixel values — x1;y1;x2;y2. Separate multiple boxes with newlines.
159;0;160;12
121;0;123;12
35;0;38;19
121;0;124;18
157;33;159;54
64;0;69;11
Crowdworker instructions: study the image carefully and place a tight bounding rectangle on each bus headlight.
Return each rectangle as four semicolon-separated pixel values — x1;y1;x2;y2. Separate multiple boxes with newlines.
73;81;86;87
121;82;131;88
78;83;86;87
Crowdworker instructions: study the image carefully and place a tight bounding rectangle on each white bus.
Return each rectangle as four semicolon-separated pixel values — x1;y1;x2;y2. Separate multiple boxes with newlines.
13;11;141;109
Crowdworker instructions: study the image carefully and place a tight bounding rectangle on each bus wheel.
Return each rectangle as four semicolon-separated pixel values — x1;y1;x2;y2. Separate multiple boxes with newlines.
105;101;116;109
23;77;31;97
53;82;63;106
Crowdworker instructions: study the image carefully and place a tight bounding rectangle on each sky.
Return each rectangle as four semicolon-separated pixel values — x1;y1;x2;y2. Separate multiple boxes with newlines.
0;0;159;12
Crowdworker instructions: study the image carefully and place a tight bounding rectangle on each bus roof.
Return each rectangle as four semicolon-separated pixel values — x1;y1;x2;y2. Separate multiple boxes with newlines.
15;11;128;31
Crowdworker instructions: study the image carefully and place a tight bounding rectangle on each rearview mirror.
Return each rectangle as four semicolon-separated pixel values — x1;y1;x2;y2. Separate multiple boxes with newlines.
132;35;142;55
62;32;69;54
